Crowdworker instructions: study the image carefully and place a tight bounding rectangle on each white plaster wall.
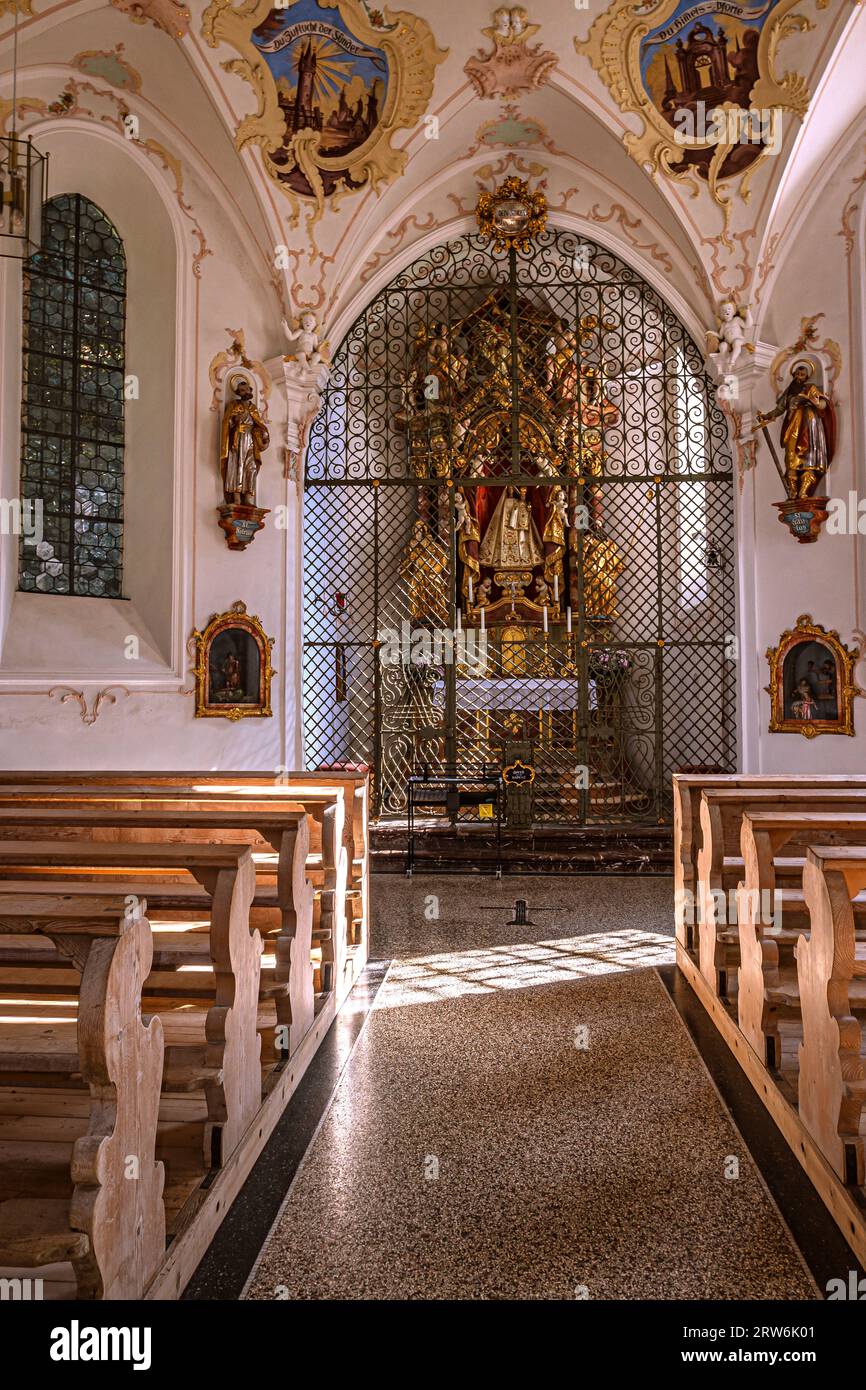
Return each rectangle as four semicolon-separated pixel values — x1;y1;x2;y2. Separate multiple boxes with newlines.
736;134;866;773
0;118;300;772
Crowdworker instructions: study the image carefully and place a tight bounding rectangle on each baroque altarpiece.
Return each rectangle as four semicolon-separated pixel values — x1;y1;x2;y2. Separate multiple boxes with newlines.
303;187;738;827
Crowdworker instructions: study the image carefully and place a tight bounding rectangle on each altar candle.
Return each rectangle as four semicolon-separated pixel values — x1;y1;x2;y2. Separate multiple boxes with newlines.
566;606;572;634
554;575;559;603
480;605;486;633
456;608;462;633
468;577;474;605
543;605;548;633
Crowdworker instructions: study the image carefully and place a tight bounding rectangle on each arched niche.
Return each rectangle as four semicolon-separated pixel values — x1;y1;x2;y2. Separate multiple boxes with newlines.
0;122;184;681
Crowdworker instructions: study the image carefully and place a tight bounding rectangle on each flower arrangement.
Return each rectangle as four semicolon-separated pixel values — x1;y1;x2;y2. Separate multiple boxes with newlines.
588;648;633;678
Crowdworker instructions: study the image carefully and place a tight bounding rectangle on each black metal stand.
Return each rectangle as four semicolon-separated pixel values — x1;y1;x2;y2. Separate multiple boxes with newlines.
406;771;504;877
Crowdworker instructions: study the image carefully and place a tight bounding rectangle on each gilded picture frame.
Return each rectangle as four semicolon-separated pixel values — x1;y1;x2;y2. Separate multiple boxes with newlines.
192;601;275;720
202;0;446;222
765;614;859;739
575;0;811;239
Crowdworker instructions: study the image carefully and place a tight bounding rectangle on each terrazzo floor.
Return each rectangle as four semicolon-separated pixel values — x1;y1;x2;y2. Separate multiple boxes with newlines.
244;876;817;1301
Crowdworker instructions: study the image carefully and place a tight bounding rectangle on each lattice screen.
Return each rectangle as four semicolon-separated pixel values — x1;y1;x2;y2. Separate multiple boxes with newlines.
303;228;736;825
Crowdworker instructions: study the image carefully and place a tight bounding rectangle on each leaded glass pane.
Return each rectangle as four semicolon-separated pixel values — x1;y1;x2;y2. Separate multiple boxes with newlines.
18;194;127;596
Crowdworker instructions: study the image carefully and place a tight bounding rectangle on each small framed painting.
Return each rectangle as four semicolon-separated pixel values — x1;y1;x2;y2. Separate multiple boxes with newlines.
766;614;859;738
192;601;274;720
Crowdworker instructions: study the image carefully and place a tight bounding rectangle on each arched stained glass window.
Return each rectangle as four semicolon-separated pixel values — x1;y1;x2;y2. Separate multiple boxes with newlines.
18;194;126;596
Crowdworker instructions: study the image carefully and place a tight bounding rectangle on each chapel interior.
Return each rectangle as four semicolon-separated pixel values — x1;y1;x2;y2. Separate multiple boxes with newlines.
0;0;865;1317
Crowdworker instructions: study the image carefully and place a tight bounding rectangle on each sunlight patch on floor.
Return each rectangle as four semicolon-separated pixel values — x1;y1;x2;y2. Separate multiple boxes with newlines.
375;929;675;1008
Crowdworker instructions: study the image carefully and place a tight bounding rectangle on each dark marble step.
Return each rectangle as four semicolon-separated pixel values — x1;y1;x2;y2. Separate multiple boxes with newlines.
371;823;673;876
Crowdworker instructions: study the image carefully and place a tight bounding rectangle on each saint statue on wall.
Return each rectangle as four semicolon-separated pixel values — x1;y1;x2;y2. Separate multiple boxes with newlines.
755;361;835;500
220;375;270;508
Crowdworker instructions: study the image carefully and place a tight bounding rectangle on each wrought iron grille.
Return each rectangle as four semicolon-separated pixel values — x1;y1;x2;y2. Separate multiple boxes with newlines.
19;194;126;597
303;227;737;826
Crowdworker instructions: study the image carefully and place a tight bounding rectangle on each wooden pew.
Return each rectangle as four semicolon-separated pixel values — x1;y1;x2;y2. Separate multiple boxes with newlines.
0;839;259;1169
736;810;866;1066
672;774;866;950
0;890;165;1299
0;769;368;897
695;786;866;994
0;799;316;1058
797;847;866;1185
0;777;357;1003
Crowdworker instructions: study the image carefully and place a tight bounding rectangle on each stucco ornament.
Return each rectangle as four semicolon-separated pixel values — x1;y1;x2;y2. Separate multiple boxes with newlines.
464;7;557;100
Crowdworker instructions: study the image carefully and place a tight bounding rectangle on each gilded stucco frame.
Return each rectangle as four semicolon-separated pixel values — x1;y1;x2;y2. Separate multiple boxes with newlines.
192;600;275;720
766;614;858;739
202;0;446;219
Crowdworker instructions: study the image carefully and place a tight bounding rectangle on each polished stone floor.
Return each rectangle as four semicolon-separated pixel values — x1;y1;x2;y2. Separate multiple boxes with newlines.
371;871;675;960
243;875;816;1301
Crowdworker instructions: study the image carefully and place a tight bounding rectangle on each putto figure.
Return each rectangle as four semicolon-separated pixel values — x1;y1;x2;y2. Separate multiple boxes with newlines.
220;376;270;507
755;361;836;499
282;311;326;368
706;298;752;370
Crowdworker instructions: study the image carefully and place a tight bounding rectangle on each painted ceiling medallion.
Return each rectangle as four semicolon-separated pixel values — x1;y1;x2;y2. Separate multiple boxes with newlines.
576;0;813;234
476;176;547;252
203;0;446;219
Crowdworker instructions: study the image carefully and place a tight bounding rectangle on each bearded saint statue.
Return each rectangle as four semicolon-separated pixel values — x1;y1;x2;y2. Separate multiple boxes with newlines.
220;375;269;507
755;361;836;500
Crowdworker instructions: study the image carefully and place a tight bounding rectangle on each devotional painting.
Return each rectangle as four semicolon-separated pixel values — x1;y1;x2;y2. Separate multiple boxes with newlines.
766;616;858;738
192;601;275;720
203;0;445;214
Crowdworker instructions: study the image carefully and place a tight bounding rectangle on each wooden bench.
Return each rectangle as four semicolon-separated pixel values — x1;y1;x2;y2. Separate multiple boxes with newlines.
0;839;259;1169
736;810;866;1066
0;890;165;1299
0;799;317;1057
694;786;866;994
672;774;866;950
0;771;368;922
0;777;357;1002
797;847;866;1186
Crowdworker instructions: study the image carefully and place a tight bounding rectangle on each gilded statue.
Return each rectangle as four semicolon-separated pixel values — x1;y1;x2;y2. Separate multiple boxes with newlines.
547;332;617;475
479;486;544;570
543;485;568;594
581;534;624;623
754;361;836;499
220;376;269;507
455;488;481;604
400;519;450;626
396;322;468;478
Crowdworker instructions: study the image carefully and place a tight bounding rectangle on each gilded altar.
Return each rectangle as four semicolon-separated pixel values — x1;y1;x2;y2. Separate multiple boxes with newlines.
301;187;738;828
394;202;625;642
